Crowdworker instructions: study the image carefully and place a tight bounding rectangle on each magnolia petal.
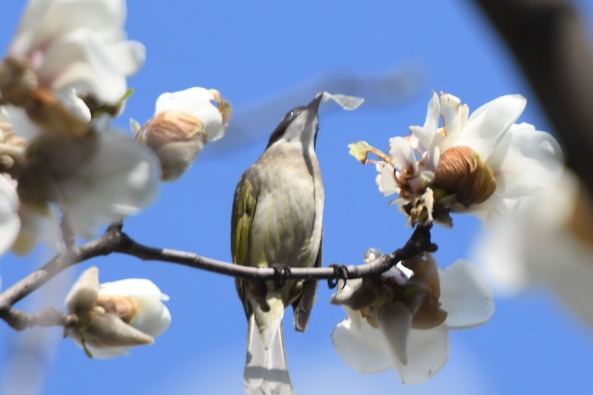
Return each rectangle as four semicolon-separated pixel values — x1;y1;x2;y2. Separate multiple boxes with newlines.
343;305;364;329
155;87;215;114
473;174;593;324
332;318;394;374
12;203;61;255
439;260;494;328
320;92;364;110
3;106;43;139
65;266;99;314
456;94;526;159
99;278;171;337
486;123;563;198
388;137;417;173
395;324;449;384
37;28;128;104
76;343;129;359
409;91;439;154
536;241;593;326
439;93;462;140
425;132;444;173
423;92;440;137
77;312;154;358
0;176;21;255
60;129;160;238
55;88;92;122
376;301;413;366
330;278;360;305
106;40;145;77
9;0;52;56
473;219;534;295
11;0;126;57
375;162;398;196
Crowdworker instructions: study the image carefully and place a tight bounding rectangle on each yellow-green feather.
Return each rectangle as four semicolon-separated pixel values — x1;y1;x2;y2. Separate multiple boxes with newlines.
231;173;258;318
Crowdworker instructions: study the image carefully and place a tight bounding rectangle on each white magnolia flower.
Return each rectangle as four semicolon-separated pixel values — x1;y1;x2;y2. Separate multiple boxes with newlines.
475;170;593;326
0;176;21;255
134;87;232;181
8;0;144;105
332;255;494;384
353;92;563;225
65;267;171;359
0;108;59;254
56;128;161;237
13;117;161;239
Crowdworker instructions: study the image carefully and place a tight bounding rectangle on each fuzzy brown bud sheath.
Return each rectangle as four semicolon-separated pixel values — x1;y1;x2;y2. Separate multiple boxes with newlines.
433;146;496;208
136;111;207;181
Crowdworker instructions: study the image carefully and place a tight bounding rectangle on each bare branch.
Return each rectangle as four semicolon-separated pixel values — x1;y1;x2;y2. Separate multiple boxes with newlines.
2;307;65;331
0;223;436;329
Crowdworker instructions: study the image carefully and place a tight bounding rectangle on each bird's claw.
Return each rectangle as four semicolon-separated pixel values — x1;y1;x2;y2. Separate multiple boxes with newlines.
328;264;350;289
271;263;291;289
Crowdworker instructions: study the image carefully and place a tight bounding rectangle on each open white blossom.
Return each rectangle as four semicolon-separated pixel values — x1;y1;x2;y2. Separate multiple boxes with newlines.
331;253;493;384
8;0;144;106
0;176;21;255
58;128;161;237
134;87;232;181
4;95;160;240
475;170;593;326
351;92;563;225
65;267;171;359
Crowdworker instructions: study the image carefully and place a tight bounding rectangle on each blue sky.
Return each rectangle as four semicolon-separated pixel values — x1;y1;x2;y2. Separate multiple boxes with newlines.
2;1;593;394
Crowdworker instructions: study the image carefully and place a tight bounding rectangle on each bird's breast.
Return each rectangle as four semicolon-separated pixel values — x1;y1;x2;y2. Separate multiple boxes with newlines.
249;144;324;270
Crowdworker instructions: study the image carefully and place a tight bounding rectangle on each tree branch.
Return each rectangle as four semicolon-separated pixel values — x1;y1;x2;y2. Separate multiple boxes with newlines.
2;307;65;331
0;223;436;329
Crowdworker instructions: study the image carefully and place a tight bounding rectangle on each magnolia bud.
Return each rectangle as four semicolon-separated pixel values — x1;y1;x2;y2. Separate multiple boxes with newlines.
64;267;171;359
136;87;232;181
433;146;496;208
135;111;207;181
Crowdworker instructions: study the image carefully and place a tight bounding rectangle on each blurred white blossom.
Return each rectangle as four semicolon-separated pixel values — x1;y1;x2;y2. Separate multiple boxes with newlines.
57;128;161;237
350;92;563;225
475;170;593;326
0;175;21;255
134;87;232;181
331;251;493;384
8;0;144;106
2;99;160;240
65;267;171;359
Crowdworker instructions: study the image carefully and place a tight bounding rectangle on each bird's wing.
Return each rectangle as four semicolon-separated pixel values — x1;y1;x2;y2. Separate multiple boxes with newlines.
231;171;259;318
292;233;322;332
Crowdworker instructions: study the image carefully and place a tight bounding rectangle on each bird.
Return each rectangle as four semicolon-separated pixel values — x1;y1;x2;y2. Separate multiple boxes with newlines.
231;93;326;395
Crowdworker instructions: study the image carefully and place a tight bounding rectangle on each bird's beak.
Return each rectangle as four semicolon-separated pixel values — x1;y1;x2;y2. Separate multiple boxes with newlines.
306;93;324;114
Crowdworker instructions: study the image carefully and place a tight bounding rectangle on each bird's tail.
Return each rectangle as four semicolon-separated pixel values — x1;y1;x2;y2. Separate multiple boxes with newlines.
244;314;294;395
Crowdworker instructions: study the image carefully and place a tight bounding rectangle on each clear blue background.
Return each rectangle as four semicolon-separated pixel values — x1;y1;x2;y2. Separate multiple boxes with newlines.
2;1;593;394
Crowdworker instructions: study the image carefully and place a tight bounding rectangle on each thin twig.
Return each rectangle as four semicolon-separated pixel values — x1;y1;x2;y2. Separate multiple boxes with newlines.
2;307;65;331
